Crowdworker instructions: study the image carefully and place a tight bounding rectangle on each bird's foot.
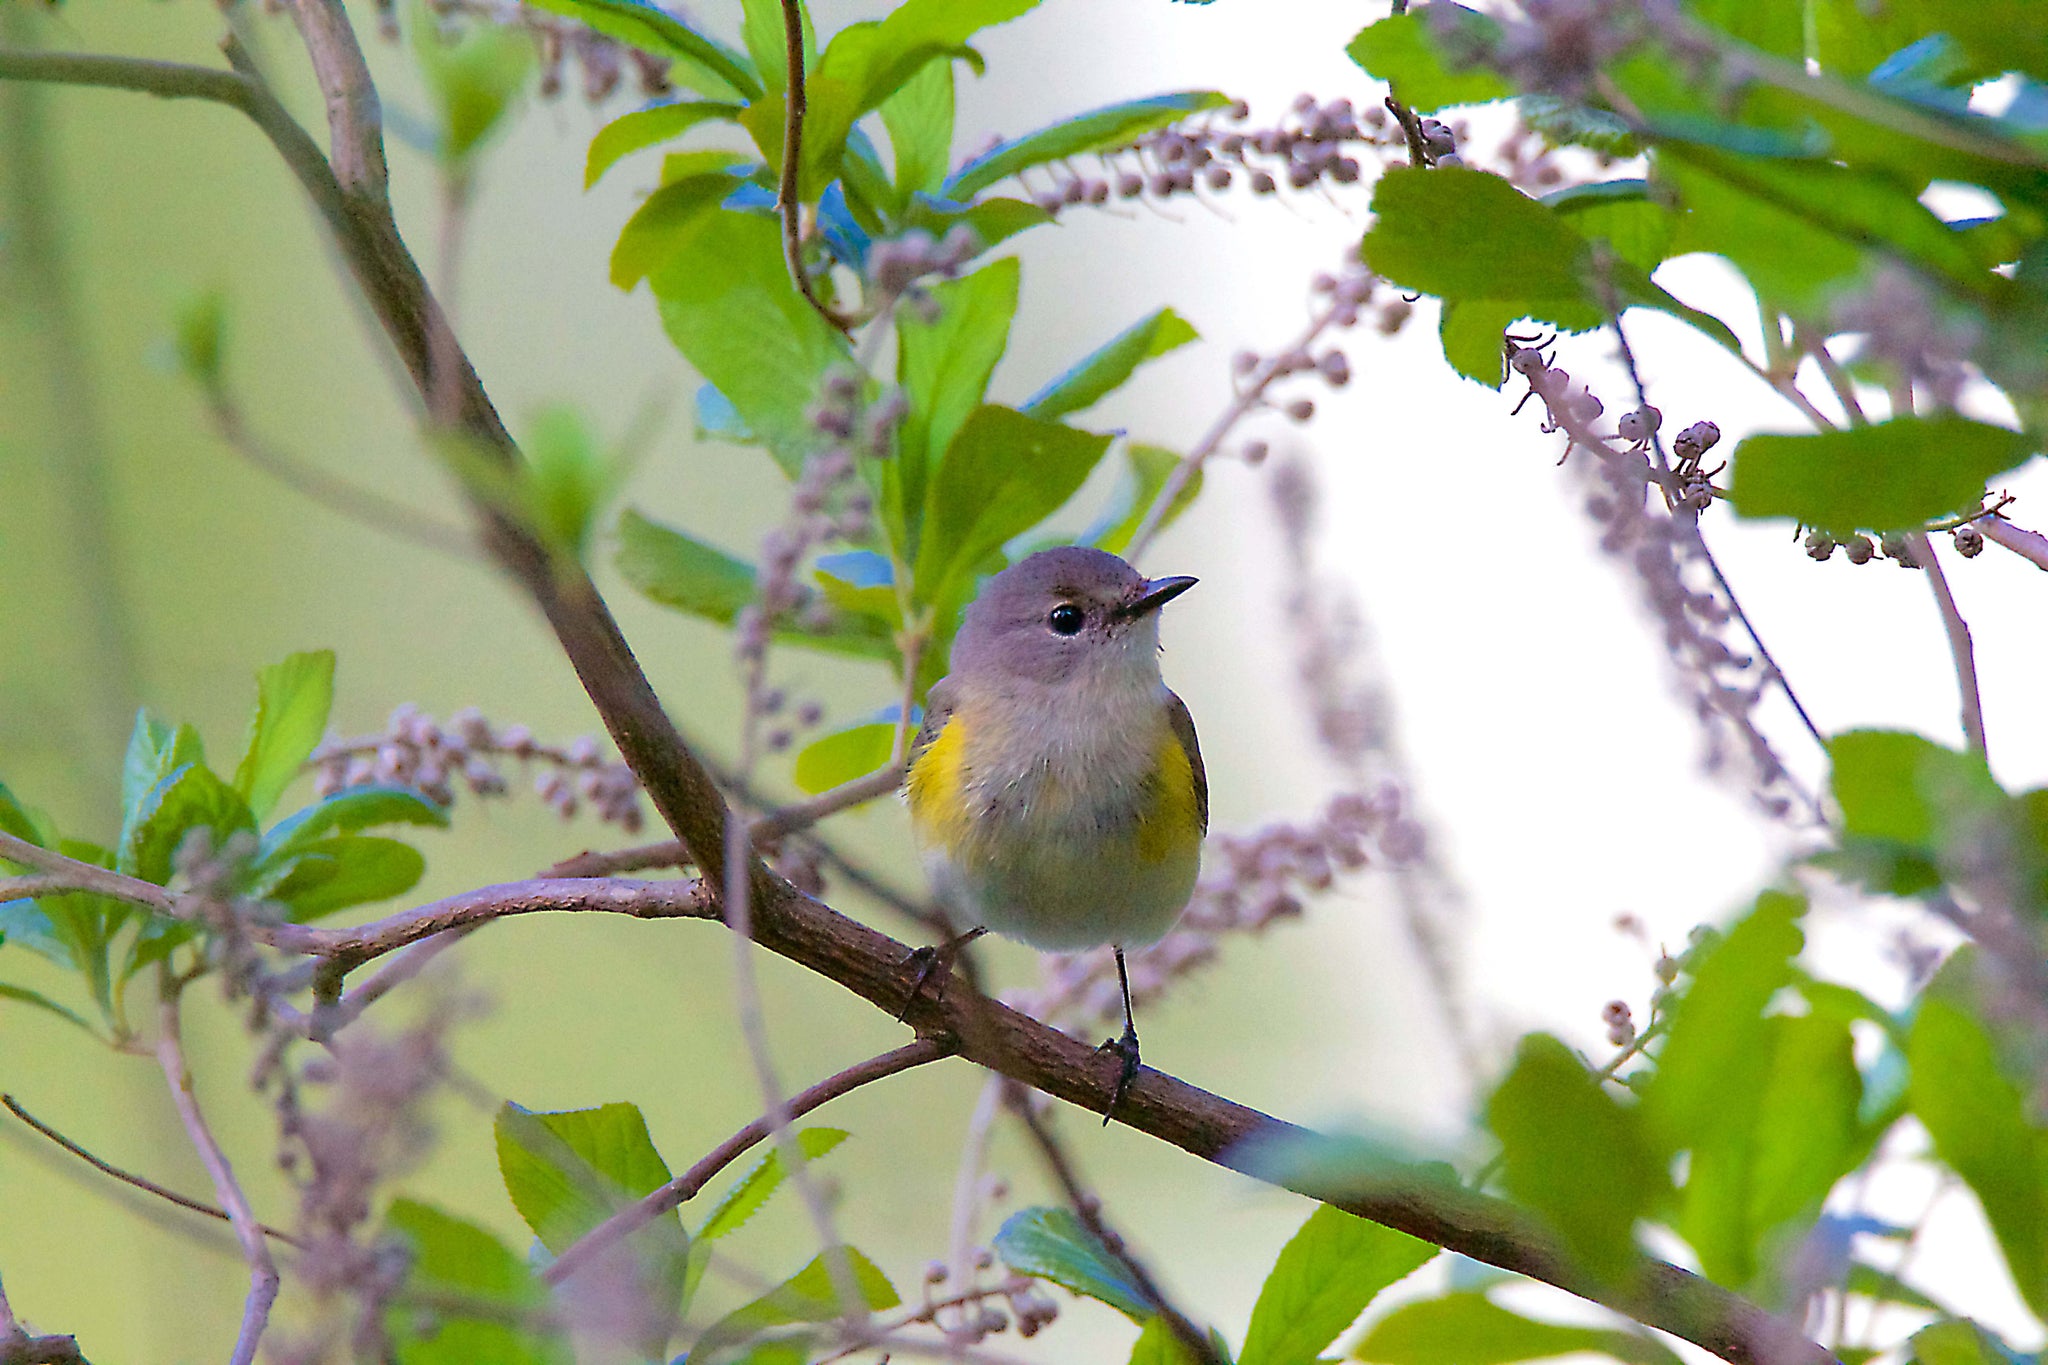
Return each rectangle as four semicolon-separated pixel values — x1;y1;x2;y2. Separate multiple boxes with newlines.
895;926;987;1021
1096;1024;1142;1125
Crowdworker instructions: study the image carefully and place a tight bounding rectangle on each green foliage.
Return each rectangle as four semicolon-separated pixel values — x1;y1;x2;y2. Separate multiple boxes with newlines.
1345;7;1512;115
697;1128;850;1241
520;0;759;102
232;650;335;821
173;289;227;388
994;1206;1154;1322
1087;444;1202;555
1486;1033;1666;1281
945;92;1231;200
1238;1205;1435;1365
586;100;745;188
410;3;536;167
1354;1291;1683;1365
1909;998;2048;1316
1128;1317;1206;1365
1728;418;2037;536
382;1199;566;1365
686;1245;899;1364
495;1100;690;1354
1022;308;1200;423
792;721;897;794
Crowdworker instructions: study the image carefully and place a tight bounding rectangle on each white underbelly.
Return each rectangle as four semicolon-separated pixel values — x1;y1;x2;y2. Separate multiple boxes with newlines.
928;823;1200;952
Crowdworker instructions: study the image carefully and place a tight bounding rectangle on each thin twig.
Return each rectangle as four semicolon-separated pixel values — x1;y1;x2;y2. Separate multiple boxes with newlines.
544;1038;951;1287
1976;515;2048;572
1795;326;1868;428
749;764;907;842
1907;531;1987;756
1004;1085;1223;1365
775;0;849;335
1126;292;1343;561
0;832;174;913
2;1095;302;1247
156;983;279;1365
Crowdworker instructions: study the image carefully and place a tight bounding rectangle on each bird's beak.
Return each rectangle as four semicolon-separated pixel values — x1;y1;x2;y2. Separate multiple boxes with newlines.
1120;575;1198;619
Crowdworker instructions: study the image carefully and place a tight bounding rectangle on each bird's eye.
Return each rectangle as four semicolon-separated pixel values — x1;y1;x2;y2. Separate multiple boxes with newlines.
1048;604;1085;636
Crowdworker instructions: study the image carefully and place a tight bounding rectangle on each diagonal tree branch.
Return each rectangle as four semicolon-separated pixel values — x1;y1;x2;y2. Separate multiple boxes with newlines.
0;19;1839;1365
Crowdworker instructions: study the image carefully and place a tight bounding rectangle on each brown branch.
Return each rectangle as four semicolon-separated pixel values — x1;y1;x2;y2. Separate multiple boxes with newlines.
11;18;1839;1365
1006;1085;1221;1365
0;832;174;913
1;1095;302;1247
544;1038;953;1287
775;0;850;335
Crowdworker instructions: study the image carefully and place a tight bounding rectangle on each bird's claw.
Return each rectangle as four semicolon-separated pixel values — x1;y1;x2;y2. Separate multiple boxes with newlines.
1096;1026;1142;1125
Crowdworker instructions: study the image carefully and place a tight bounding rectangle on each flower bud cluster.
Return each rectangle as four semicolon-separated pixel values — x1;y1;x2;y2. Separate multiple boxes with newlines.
311;705;644;831
1830;264;1981;412
1436;0;1656;103
1508;345;1801;819
1014;788;1412;1029
867;227;981;315
1018;96;1414;216
920;1265;1062;1347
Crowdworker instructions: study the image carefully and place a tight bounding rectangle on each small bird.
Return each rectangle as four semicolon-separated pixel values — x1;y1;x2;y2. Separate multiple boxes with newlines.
904;545;1207;1116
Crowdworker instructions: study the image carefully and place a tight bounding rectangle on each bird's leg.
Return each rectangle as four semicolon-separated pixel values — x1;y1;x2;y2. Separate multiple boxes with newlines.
1096;946;1142;1124
896;926;989;1021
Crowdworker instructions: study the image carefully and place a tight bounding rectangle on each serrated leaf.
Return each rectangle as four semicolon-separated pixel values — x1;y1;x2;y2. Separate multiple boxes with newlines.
688;1246;898;1364
1543;180;1675;275
912;406;1114;604
1909;999;2048;1316
121;711;203;823
522;0;759;101
233;650;336;822
647;209;855;475
1438;301;1520;388
1023;308;1199;423
1354;1291;1684;1365
1239;1204;1434;1365
587;99;743;187
994;1206;1151;1322
698;1128;850;1240
945;92;1231;200
1487;1034;1666;1281
259;785;449;865
384;1198;566;1365
1345;8;1512;114
1727;416;2036;536
119;762;256;885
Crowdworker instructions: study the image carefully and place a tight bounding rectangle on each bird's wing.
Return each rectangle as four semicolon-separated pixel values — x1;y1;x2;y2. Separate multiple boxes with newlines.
1165;689;1209;834
906;677;957;785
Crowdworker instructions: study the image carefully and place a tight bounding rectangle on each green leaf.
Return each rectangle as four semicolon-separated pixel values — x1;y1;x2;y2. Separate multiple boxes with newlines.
687;1246;899;1364
173;289;227;387
0;899;69;969
738;0;810;97
1345;8;1513;114
945;92;1231;200
1239;1204;1435;1365
0;780;44;848
233;650;336;821
1543;180;1674;275
384;1198;565;1365
1023;308;1199;423
1727;416;2036;536
889;257;1022;558
1486;1033;1666;1281
799;0;1038;198
912;406;1115;604
1826;729;2007;852
812;550;899;625
259;786;448;865
1910;1321;2014;1365
1087;444;1202;555
411;4;536;165
1643;891;1804;1154
697;1128;850;1240
586;99;743;188
899;193;1054;253
881;57;954;196
993;1206;1151;1322
0;982;95;1034
1129;1317;1204;1365
1846;1261;1946;1313
647;209;855;476
521;0;760;102
1437;301;1520;388
265;836;427;921
1909;998;2048;1316
496;1101;690;1354
614;510;895;659
1518;97;1638;157
610;174;748;291
121;710;203;822
792;723;897;795
1354;1291;1684;1365
523;404;619;558
119;763;256;885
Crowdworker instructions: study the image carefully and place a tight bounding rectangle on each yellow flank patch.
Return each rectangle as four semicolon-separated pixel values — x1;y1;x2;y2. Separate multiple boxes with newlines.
1138;728;1202;864
906;715;973;852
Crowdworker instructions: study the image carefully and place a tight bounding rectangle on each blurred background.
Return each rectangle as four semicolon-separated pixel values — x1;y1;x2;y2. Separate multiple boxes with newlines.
4;0;2048;1359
